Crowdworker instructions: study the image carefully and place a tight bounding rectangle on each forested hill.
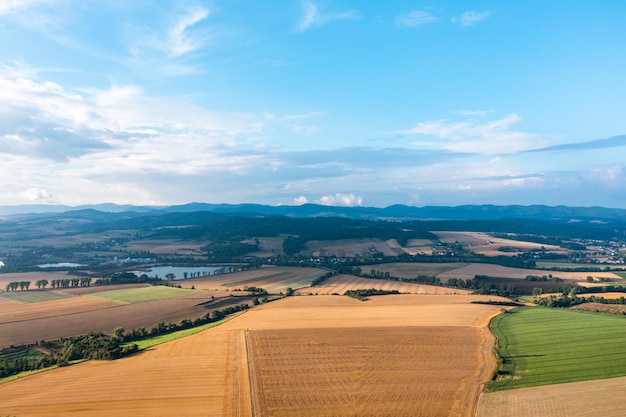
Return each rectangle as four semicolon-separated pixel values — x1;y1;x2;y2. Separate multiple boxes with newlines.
3;203;626;222
1;203;625;243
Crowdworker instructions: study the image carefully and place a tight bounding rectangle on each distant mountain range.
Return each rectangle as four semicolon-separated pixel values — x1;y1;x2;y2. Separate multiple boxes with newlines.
1;202;626;223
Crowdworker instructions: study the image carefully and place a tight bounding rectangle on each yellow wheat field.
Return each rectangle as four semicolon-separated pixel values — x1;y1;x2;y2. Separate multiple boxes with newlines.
0;294;508;416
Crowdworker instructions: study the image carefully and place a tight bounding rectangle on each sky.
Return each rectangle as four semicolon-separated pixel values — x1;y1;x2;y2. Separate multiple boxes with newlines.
1;1;626;209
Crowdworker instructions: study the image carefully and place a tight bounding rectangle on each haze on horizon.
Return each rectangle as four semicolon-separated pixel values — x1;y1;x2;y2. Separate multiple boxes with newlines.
1;1;625;209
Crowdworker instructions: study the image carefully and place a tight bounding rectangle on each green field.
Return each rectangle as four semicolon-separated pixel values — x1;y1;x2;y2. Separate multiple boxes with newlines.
535;261;626;272
87;286;195;304
0;290;70;303
488;307;626;391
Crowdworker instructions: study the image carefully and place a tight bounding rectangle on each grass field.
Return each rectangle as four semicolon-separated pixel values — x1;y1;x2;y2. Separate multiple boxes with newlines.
0;290;70;303
488;307;626;391
87;286;195;304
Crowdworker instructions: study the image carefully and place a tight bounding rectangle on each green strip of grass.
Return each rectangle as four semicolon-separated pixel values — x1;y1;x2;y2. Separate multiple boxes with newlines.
122;318;228;350
488;307;626;391
87;286;195;304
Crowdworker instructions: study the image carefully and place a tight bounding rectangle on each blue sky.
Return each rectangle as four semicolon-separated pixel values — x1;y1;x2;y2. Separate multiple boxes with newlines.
1;1;625;208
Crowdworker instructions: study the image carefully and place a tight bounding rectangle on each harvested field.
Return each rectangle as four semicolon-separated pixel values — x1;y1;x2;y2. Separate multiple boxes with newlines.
539;291;626;301
436;263;622;282
177;266;324;293
299;274;471;295
571;302;626;315
124;239;205;256
367;262;468;278
0;328;252;417
0;296;119;325
0;294;507;416
0;291;224;348
306;238;398;257
222;294;508;330
401;239;435;255
433;231;564;257
248;326;489;417
476;376;626;417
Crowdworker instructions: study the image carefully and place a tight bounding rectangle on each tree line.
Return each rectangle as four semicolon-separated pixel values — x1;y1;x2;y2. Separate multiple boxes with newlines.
345;288;400;301
4;277;94;292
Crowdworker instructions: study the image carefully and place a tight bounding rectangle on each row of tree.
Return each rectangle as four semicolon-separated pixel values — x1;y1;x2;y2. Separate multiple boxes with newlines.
345;288;400;301
4;281;31;291
0;333;137;378
4;277;94;292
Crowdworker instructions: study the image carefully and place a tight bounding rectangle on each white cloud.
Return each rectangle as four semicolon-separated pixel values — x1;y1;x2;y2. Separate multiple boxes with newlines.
0;0;51;15
282;110;324;121
166;7;210;58
296;0;359;32
20;187;53;201
0;62;261;171
453;11;491;27
395;10;438;28
127;6;210;62
317;193;363;207
399;113;553;155
588;164;625;187
293;195;309;205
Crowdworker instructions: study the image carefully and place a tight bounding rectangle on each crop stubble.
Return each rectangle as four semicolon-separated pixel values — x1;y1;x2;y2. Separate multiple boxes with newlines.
0;294;506;416
302;274;471;295
247;326;491;417
476;376;626;417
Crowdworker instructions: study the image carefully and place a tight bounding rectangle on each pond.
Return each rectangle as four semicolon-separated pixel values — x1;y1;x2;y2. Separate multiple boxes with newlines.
37;263;86;268
129;265;237;280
